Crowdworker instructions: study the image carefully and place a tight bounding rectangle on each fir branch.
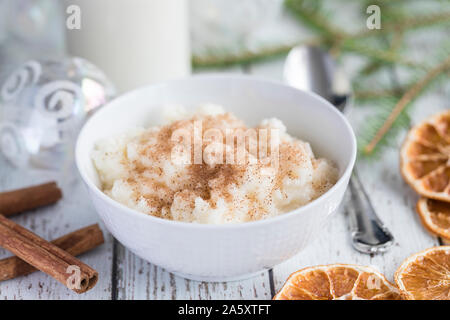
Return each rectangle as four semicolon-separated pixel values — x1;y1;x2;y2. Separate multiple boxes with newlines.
354;87;405;101
194;0;450;69
194;1;450;69
359;62;387;76
192;39;321;69
192;45;291;69
363;55;450;155
357;98;411;159
192;35;420;69
285;0;450;67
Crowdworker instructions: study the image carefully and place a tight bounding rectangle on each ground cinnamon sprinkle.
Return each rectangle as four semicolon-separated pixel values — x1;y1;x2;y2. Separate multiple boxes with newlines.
92;105;338;224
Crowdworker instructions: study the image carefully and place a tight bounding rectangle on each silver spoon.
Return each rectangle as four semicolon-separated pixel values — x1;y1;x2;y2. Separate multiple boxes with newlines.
283;45;394;254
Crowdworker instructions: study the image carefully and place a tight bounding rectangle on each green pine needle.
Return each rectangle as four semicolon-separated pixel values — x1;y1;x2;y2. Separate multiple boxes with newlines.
356;98;411;159
357;57;450;157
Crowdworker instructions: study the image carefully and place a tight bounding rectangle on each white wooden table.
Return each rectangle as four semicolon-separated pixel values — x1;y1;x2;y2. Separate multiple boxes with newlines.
0;57;446;300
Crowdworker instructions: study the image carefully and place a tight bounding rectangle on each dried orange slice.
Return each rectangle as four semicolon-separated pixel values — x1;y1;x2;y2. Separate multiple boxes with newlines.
395;246;450;300
400;110;450;202
417;198;450;240
273;264;401;300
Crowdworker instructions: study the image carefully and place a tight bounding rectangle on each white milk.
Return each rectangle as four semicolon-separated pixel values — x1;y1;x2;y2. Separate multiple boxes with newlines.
65;0;191;93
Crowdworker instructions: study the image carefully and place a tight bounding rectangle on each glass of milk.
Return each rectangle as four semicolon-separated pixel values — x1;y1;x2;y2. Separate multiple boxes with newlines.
65;0;191;93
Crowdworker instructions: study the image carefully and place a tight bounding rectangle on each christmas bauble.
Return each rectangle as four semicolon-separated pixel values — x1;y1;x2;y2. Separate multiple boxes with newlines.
0;57;115;169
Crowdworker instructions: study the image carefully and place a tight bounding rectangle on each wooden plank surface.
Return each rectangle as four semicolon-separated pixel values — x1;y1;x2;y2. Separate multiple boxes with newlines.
114;245;271;300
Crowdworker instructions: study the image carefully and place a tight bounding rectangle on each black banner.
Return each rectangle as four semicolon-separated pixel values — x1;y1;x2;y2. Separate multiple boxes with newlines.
1;300;447;319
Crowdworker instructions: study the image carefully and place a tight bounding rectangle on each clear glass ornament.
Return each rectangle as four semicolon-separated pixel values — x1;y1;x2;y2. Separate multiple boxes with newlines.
0;57;116;171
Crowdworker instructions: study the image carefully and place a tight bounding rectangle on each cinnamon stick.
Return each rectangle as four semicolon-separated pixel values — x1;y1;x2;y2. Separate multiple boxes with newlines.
0;224;104;282
0;182;62;217
0;215;98;293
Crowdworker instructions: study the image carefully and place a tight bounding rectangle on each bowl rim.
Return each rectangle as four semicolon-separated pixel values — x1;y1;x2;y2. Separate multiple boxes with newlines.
76;74;357;230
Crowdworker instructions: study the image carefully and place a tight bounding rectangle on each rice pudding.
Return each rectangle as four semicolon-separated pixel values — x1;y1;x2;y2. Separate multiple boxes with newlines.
91;105;338;224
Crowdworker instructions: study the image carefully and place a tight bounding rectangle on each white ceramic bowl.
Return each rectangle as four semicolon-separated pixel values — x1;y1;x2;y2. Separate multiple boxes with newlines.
76;75;356;281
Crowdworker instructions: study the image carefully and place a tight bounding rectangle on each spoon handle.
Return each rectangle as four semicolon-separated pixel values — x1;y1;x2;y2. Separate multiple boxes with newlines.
346;169;394;254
